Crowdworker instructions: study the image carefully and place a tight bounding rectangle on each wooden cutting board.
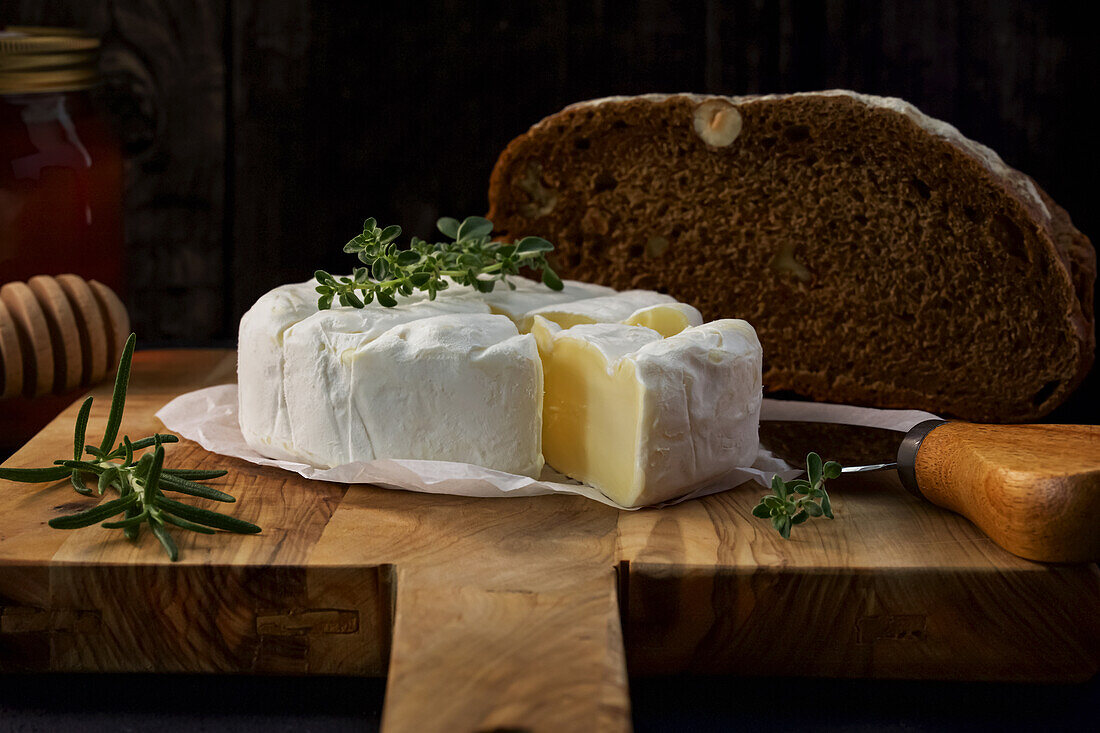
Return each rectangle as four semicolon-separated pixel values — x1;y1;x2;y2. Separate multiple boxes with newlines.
2;350;1098;732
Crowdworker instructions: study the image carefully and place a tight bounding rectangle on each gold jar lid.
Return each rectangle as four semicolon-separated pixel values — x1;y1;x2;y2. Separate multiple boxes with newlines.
0;26;100;95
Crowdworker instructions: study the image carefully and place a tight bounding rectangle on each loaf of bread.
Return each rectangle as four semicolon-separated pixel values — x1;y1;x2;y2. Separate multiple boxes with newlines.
487;92;1095;422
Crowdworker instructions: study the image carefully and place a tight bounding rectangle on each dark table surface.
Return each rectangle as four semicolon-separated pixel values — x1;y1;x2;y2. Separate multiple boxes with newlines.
2;672;1096;731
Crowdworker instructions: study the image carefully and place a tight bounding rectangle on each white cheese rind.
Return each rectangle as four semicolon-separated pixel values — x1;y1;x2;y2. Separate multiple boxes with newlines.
345;313;543;477
281;295;492;468
237;279;325;461
630;319;762;506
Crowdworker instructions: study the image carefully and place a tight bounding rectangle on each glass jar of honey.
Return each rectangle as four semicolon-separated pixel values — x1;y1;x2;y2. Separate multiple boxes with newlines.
0;26;124;292
1;27;124;453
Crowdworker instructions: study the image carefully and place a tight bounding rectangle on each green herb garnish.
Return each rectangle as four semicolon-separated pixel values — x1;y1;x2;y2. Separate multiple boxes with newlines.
752;452;841;539
0;334;260;561
313;215;564;309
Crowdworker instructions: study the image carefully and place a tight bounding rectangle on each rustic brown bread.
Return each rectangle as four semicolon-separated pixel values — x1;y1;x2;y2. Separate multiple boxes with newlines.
487;92;1096;422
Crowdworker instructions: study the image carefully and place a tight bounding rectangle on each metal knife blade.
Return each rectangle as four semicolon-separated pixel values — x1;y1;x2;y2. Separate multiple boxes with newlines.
759;420;904;472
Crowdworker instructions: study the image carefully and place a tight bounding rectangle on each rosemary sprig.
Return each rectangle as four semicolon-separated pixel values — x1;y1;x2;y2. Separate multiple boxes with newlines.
752;452;841;539
0;333;260;561
314;215;565;310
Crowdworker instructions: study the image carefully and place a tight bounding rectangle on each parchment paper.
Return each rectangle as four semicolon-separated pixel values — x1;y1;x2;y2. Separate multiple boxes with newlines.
155;385;939;510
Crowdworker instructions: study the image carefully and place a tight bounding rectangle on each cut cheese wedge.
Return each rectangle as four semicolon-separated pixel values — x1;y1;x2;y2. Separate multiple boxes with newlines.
520;290;703;336
532;316;762;507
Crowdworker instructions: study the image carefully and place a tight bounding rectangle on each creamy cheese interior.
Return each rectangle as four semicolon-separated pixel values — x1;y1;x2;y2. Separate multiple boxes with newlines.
520;290;702;335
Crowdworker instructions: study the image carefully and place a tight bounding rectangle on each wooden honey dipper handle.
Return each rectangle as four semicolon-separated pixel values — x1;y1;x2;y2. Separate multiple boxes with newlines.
905;421;1100;563
0;275;129;399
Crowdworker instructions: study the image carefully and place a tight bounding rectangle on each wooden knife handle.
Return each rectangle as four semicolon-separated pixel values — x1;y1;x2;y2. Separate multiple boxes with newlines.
912;422;1100;563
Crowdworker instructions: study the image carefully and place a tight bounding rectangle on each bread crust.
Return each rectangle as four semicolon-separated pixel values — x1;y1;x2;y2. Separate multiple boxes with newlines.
488;92;1095;421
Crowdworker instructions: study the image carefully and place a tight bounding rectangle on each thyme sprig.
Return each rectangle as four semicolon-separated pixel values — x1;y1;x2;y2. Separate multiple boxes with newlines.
314;215;564;309
0;334;259;561
752;452;841;539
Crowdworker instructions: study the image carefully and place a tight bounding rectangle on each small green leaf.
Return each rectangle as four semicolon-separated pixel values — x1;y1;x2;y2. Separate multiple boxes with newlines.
457;216;493;240
771;474;787;500
161;468;227;480
436;217;460;239
791;510;809;525
787;478;812;494
821;491;833;519
371;258;389;281
804;501;823;517
48;493;139;530
0;465;71;483
73;396;92;461
379;224;402;244
98;333;136;454
751;503;771;518
155;496;261;534
396;249;421;266
807;452;823;486
516;236;554;254
376;290;397;308
159;512;216;534
159;474;235;503
150;520;179;561
541;267;564;291
318;293;334;310
823;461;842;480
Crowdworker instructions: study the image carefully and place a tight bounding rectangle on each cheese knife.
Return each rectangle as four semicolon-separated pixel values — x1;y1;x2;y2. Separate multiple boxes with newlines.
759;419;1100;564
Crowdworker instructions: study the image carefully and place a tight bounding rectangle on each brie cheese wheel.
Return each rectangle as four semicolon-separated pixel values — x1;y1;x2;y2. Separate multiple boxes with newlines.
532;314;762;507
520;290;703;336
237;277;744;498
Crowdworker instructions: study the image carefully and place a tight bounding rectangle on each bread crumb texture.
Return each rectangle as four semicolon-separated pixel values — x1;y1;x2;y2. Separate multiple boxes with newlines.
487;92;1096;422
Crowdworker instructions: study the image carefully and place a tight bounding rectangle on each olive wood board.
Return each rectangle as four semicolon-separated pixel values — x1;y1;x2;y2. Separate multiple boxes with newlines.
1;350;1098;733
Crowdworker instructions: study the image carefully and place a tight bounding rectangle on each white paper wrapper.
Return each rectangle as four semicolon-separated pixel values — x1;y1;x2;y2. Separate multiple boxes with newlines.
155;385;939;510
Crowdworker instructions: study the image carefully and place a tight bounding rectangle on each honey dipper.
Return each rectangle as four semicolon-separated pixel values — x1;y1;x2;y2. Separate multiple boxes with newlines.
0;275;129;399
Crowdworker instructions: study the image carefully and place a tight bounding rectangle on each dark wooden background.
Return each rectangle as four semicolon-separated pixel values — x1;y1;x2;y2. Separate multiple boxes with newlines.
2;0;1097;416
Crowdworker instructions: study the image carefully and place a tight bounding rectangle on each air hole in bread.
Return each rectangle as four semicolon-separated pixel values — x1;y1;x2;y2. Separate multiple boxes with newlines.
611;120;627;130
910;178;932;200
593;171;617;194
1031;379;1061;406
761;136;776;150
628;244;644;259
854;214;868;225
575;138;590;150
852;189;865;203
784;125;811;143
963;205;979;223
988;214;1028;262
896;312;915;323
